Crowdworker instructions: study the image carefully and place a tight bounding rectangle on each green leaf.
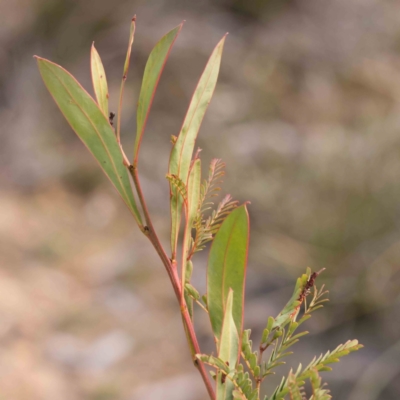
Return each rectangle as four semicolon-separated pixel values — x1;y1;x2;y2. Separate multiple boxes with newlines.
169;34;227;257
36;57;142;225
219;289;240;363
207;204;249;341
90;43;109;116
166;173;188;206
187;159;202;231
287;372;304;400
133;23;183;166
217;289;239;400
181;158;201;287
267;340;362;400
184;260;194;318
116;17;136;144
196;354;230;373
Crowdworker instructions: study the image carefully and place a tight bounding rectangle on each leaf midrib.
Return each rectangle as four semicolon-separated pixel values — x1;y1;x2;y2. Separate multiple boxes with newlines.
171;43;222;251
45;62;132;210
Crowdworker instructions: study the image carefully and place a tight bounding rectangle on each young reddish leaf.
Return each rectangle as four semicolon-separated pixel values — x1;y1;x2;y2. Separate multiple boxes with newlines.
36;57;143;225
133;23;183;166
207;205;249;341
90;43;109;116
216;289;239;400
169;35;227;258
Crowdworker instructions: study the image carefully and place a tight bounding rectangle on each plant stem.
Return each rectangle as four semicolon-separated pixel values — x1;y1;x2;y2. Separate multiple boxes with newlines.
256;379;261;396
128;165;216;400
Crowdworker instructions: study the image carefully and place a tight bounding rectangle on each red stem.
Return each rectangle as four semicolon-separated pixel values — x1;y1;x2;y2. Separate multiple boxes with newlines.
129;165;215;400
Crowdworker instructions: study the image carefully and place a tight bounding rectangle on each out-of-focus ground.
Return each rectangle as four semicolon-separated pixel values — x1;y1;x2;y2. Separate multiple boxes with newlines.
1;0;400;399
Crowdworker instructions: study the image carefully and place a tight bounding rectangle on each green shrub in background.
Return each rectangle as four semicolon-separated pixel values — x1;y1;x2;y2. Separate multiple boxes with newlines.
35;16;362;400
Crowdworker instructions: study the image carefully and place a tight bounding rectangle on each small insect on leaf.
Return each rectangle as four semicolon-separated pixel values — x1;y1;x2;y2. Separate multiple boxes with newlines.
109;111;116;126
35;57;143;226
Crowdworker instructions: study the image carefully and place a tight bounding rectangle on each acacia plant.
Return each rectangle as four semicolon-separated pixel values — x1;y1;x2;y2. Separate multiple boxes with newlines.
36;17;362;400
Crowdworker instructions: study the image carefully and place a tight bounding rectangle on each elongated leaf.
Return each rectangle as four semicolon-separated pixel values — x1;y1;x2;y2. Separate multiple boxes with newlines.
217;289;239;400
169;35;227;257
181;158;201;290
116;17;136;143
90;43;108;115
207;204;249;341
36;57;142;225
184;260;194;318
187;159;202;231
133;23;183;166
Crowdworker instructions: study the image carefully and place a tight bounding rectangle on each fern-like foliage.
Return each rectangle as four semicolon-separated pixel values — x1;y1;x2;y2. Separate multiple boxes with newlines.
241;268;329;384
242;329;261;378
265;340;362;400
189;159;238;256
166;173;188;206
287;371;305;400
198;268;362;400
197;355;258;400
261;282;329;378
232;364;259;400
309;369;331;400
200;158;226;211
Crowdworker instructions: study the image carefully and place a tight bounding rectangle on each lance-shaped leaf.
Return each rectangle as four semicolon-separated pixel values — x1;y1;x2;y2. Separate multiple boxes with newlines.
207;204;249;341
116;17;136;144
36;57;142;225
90;43;109;116
217;289;239;400
169;35;227;257
133;23;183;166
181;158;201;292
184;260;194;318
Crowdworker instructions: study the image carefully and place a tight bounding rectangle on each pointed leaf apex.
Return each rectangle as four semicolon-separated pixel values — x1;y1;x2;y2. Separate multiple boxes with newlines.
132;14;137;21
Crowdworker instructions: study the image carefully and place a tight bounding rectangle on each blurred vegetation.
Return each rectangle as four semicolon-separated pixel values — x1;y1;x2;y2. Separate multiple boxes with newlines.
1;0;400;399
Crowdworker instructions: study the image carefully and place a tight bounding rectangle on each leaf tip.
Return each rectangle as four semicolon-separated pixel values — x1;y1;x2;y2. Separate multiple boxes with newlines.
132;14;137;22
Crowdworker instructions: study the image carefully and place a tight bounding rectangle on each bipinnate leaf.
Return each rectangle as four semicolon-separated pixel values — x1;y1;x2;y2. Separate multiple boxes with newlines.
217;289;239;400
232;364;258;400
207;204;249;341
309;369;331;400
287;372;304;400
133;24;183;166
241;330;260;378
266;340;362;400
169;34;227;257
196;354;230;373
90;44;108;115
36;57;142;225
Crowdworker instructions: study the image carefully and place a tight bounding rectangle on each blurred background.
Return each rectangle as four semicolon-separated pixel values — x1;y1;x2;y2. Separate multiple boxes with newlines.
1;0;400;399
